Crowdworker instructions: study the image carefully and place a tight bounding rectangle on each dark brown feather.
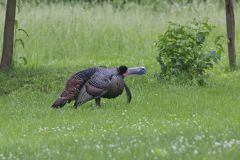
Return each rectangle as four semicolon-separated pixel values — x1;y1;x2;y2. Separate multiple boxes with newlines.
51;68;98;108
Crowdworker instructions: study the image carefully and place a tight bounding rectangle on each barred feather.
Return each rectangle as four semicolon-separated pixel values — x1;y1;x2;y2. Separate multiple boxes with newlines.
52;65;139;108
51;68;98;108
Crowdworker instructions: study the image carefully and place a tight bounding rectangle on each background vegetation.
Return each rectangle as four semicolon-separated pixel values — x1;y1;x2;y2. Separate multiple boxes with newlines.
0;1;240;159
156;20;223;85
0;0;239;8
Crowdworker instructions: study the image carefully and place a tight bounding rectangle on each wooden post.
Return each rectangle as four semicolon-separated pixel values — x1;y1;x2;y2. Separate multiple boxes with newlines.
0;0;16;69
225;0;236;70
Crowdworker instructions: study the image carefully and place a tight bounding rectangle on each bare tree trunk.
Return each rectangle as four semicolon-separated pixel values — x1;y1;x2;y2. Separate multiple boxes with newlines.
0;0;16;69
225;0;236;70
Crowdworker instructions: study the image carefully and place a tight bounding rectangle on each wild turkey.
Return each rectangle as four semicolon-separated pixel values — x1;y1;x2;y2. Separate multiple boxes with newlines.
52;66;146;108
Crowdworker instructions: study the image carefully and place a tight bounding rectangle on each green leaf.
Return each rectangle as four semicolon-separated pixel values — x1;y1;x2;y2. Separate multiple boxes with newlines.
19;56;28;65
196;32;205;44
14;19;19;30
15;38;25;48
18;28;29;38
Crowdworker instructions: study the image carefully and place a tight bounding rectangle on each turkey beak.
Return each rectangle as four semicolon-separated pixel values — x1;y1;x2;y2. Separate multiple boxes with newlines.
125;66;146;76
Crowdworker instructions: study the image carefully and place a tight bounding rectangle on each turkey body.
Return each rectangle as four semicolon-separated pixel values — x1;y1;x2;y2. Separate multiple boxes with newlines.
51;67;98;108
52;67;125;108
102;75;125;99
52;66;145;108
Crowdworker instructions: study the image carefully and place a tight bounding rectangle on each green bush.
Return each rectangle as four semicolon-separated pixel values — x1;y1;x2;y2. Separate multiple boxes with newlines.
156;20;224;85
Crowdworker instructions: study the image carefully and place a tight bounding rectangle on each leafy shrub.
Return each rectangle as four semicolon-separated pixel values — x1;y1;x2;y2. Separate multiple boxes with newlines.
156;20;224;85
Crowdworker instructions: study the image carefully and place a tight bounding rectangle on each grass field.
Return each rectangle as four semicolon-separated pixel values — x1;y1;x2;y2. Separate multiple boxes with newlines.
0;2;240;159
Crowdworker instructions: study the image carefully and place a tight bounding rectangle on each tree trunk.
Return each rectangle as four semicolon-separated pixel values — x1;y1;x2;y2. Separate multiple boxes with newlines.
225;0;236;70
0;0;16;69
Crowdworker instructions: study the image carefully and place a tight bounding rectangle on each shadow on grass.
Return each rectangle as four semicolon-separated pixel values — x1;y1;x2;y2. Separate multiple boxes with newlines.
0;66;78;96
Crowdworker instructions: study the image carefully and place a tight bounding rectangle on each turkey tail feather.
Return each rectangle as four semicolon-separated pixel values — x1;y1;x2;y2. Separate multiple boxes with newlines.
51;79;83;108
52;97;68;108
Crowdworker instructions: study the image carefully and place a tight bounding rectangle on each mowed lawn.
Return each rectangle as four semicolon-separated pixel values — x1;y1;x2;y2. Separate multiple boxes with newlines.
0;2;240;159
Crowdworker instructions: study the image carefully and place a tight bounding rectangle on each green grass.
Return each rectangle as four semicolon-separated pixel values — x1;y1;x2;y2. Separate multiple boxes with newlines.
0;2;240;159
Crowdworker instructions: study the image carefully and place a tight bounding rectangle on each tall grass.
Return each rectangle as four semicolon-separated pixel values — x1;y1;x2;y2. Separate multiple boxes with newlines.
2;2;239;69
0;2;240;160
